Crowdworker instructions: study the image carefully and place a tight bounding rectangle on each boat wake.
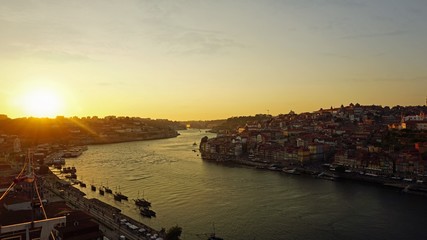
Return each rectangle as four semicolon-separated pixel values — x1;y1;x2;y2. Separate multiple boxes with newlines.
147;159;177;164
125;176;152;181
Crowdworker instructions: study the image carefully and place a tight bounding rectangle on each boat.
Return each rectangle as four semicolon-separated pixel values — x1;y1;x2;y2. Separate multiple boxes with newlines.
99;187;105;195
139;207;156;218
317;172;337;181
207;223;223;240
114;194;122;201
104;179;113;194
134;191;151;207
268;164;282;171
79;182;86;187
193;142;197;146
105;187;113;194
282;168;300;175
115;192;128;200
139;208;151;218
134;198;151;207
114;186;128;200
150;209;156;217
208;234;224;240
90;179;96;191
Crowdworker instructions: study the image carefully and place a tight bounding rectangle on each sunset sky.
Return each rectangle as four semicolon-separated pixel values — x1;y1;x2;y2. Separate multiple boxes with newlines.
1;0;426;120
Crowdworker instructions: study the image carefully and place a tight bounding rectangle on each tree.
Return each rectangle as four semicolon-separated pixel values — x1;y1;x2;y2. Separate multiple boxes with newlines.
201;136;209;143
165;225;182;240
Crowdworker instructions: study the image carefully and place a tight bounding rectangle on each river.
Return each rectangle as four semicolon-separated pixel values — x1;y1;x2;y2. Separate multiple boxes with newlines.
62;129;427;240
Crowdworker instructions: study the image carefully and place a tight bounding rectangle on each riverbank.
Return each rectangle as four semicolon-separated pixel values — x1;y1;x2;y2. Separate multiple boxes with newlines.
87;131;180;145
201;155;427;198
43;170;163;240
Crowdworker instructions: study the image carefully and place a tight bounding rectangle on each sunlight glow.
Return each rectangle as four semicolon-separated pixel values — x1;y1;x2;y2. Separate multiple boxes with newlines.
22;88;63;118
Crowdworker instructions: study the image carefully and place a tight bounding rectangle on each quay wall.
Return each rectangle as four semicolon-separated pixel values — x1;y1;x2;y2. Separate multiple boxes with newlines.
200;151;427;198
43;171;161;240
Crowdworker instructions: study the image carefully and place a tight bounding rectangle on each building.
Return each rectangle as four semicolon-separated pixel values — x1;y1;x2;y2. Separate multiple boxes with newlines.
53;210;103;240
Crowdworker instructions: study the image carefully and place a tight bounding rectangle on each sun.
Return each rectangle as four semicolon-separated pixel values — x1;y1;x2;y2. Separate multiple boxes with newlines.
22;88;63;118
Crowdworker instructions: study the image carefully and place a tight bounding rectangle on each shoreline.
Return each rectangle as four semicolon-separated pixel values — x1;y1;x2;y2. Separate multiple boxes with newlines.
83;132;180;146
201;155;427;198
43;170;162;240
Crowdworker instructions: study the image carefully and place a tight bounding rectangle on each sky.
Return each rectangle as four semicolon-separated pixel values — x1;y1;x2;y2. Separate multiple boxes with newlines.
0;0;426;120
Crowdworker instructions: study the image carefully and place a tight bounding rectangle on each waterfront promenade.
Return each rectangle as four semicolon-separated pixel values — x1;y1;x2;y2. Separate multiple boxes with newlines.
202;153;427;197
43;172;162;240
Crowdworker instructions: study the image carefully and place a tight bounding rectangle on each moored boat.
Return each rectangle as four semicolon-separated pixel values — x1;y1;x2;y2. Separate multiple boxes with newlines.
115;192;128;200
282;168;300;175
208;234;224;240
114;194;122;201
134;198;151;207
317;172;338;181
140;207;156;218
105;187;113;194
208;223;223;240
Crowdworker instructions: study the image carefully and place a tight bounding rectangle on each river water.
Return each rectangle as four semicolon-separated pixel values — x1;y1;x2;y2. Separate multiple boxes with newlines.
63;129;427;240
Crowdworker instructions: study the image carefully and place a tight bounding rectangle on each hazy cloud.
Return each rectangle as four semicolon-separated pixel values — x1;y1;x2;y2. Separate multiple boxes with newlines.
31;50;94;62
97;82;113;87
348;76;427;83
0;1;245;58
318;52;352;60
342;30;408;40
153;28;244;55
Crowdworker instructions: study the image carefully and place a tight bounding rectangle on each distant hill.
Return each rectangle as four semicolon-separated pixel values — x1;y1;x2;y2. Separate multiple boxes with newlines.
180;120;226;129
210;114;273;132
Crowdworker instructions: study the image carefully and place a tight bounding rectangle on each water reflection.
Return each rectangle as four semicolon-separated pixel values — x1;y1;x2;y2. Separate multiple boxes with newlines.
62;129;427;240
